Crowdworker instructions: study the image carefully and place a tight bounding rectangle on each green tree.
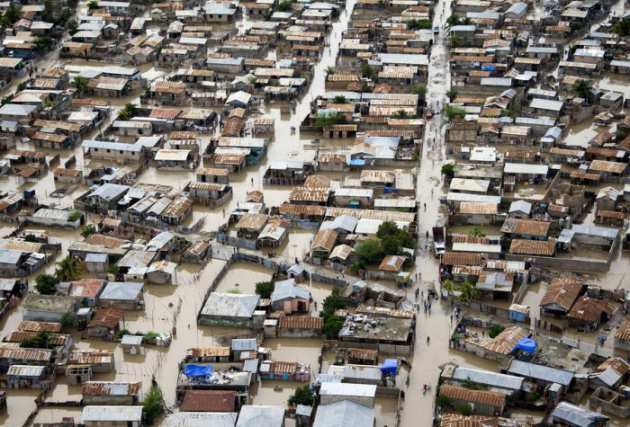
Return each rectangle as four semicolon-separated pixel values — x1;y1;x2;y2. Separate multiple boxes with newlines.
612;18;630;37
288;384;315;406
449;34;461;48
73;76;88;94
446;88;458;101
60;312;76;329
573;79;594;103
56;7;74;26
411;84;427;100
143;385;165;425
66;18;78;34
87;0;99;10
322;288;348;319
441;163;455;178
20;332;53;349
68;210;82;222
377;221;415;256
445;105;465;120
395;110;409;119
455;403;473;416
42;0;54;22
354;238;384;265
255;281;275;298
360;63;375;79
488;324;505;338
459;280;479;302
333;95;347;104
0;4;21;28
36;274;59;295
34;36;55;53
118;103;137;120
314;111;346;129
323;315;344;339
277;0;294;12
81;224;96;238
407;19;431;30
442;279;455;295
55;256;83;281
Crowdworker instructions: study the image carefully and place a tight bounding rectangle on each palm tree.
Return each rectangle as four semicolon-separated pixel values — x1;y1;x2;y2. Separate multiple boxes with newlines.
55;256;83;281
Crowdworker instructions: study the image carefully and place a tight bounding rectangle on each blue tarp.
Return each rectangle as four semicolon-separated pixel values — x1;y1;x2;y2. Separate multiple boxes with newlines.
381;359;398;375
184;364;213;377
481;65;496;71
348;159;366;166
514;337;537;354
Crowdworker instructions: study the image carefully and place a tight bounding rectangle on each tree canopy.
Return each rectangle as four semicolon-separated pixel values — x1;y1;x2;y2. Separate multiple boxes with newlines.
35;274;59;295
255;281;275;299
289;384;315;406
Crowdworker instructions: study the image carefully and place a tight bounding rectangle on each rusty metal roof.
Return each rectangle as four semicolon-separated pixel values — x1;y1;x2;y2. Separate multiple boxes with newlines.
18;320;62;333
509;239;556;257
540;278;582;311
188;346;230;358
278;316;323;330
439;384;505;408
180;390;236;412
82;381;141;396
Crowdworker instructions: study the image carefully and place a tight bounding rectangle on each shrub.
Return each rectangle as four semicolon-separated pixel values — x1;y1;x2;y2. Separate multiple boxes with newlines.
81;224;96;238
68;210;82;222
143;385;164;425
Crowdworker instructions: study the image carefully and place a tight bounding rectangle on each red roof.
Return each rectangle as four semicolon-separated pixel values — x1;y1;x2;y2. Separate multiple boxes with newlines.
180;390;236;412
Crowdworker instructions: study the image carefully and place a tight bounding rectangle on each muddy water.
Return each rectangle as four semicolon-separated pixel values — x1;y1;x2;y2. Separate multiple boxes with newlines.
0;389;39;426
214;261;272;294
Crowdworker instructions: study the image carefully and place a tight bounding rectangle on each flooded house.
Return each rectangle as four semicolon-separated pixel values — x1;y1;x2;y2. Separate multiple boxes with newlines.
438;384;506;416
6;365;53;390
97;281;144;310
313;400;375;427
68;350;115;374
186;182;233;207
198;293;262;328
86;307;123;340
338;311;415;355
270;279;312;314
276;315;324;338
179;389;239;412
81;381;141;405
236;405;285;427
263;160;315;185
81;405;143;427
